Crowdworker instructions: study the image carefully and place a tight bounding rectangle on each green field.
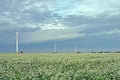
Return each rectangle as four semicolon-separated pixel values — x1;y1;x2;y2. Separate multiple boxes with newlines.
0;53;120;80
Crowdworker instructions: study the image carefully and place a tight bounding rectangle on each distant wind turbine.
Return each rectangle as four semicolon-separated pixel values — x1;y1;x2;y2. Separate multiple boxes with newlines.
53;44;57;53
16;32;19;53
75;45;78;53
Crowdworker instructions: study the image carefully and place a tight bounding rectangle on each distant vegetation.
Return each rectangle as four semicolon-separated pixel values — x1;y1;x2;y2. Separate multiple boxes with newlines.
91;51;120;53
0;53;120;80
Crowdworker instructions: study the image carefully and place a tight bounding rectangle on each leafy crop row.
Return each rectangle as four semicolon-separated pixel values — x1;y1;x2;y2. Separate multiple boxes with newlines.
0;53;120;80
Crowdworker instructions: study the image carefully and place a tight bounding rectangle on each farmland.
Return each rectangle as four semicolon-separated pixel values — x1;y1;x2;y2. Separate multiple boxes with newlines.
0;53;120;80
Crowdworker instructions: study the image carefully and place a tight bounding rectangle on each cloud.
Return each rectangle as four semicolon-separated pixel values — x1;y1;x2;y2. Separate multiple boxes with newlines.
109;0;120;7
19;0;120;17
0;16;17;31
0;0;120;46
21;25;85;44
41;23;66;30
102;29;120;35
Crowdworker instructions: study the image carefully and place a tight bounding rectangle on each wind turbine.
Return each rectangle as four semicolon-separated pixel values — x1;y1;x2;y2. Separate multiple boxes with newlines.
53;44;57;53
16;32;19;53
75;45;78;53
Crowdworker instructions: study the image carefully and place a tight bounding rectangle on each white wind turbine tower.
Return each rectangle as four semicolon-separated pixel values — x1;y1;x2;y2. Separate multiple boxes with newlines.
75;45;78;53
16;32;19;53
53;44;57;53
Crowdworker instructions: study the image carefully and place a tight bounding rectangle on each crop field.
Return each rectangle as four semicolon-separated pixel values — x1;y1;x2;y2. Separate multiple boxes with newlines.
0;53;120;80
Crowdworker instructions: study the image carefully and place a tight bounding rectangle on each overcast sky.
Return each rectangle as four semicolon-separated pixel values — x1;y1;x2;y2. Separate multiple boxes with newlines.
0;0;120;52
